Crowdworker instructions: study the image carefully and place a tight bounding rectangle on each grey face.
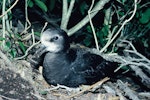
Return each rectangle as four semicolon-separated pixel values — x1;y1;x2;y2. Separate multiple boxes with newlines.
41;29;67;53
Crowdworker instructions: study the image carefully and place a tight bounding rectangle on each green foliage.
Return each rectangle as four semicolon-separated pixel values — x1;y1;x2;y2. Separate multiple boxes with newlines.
34;0;48;12
28;0;48;12
0;37;6;41
82;24;109;48
0;40;17;58
79;1;89;15
28;0;34;8
10;49;17;58
5;41;11;51
34;31;41;37
39;90;48;95
139;8;150;24
18;41;26;54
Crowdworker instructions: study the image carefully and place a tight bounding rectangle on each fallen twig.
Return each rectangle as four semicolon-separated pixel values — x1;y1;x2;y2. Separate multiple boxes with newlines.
138;92;150;98
0;94;18;100
67;77;110;99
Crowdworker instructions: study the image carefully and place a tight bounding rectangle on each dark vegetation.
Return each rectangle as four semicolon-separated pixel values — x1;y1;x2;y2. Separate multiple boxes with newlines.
0;0;150;99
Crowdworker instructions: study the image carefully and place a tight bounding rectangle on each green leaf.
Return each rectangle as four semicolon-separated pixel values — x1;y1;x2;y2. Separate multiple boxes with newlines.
10;49;17;58
34;0;48;12
18;41;26;54
0;37;6;41
3;41;11;51
40;90;48;95
83;37;92;46
79;1;88;15
6;41;11;48
87;25;92;33
3;46;10;51
118;11;124;16
96;30;103;39
140;15;149;24
139;8;150;24
28;0;34;8
34;32;41;37
120;66;129;71
14;33;22;39
102;25;109;37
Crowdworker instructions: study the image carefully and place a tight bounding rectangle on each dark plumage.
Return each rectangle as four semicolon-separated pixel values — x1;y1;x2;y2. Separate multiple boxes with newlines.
30;27;117;87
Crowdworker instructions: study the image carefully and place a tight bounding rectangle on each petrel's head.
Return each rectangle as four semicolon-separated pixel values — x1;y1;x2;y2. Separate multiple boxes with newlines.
41;28;70;53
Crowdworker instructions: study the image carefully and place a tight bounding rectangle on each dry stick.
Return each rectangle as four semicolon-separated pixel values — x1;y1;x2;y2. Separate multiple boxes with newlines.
41;22;48;33
32;29;35;44
0;0;19;18
31;93;46;100
103;85;116;95
100;0;137;53
20;0;31;35
66;77;110;99
88;0;99;51
115;40;150;71
14;42;41;60
106;82;127;100
138;92;150;98
114;53;150;73
121;40;137;52
125;50;150;64
139;2;150;9
0;94;18;100
121;46;150;70
22;21;47;41
53;77;109;98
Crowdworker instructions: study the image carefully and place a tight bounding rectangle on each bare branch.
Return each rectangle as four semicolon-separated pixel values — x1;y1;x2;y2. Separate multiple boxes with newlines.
2;0;6;47
61;0;68;29
61;0;75;31
68;0;110;36
0;94;18;100
65;0;75;29
20;0;31;34
88;0;99;50
0;0;19;18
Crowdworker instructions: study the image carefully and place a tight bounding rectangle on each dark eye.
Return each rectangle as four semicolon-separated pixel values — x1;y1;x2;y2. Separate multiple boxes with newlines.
53;36;58;40
50;36;59;42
